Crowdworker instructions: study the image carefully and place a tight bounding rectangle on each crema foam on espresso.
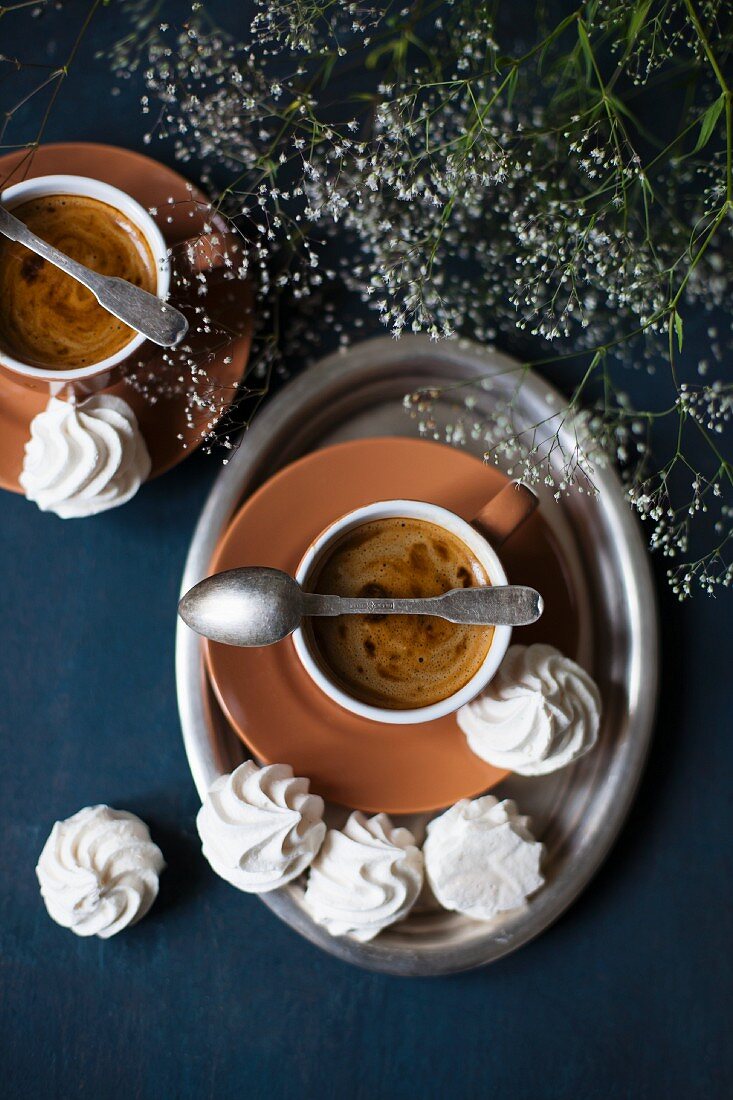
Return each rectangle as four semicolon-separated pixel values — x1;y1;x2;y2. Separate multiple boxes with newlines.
0;194;157;369
306;517;494;709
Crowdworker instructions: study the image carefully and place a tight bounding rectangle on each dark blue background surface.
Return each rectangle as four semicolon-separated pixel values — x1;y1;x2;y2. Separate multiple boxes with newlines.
1;5;731;1098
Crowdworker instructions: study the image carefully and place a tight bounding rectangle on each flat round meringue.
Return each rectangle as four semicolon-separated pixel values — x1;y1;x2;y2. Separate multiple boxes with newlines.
424;796;544;921
304;812;424;942
457;643;601;775
19;394;151;518
196;761;326;892
36;805;165;938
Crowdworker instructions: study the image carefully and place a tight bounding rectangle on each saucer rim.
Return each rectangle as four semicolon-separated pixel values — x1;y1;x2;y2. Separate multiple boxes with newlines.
202;433;578;814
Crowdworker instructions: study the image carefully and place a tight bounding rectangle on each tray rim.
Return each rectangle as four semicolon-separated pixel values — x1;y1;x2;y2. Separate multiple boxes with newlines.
176;333;659;976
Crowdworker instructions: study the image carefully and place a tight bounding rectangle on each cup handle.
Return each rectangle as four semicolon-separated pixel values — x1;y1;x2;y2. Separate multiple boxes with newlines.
472;480;538;548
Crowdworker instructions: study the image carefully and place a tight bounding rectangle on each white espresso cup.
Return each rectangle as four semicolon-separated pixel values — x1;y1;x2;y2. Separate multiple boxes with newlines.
0;174;170;396
292;482;538;724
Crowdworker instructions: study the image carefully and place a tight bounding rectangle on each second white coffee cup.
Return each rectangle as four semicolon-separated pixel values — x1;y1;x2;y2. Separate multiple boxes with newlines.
0;173;169;395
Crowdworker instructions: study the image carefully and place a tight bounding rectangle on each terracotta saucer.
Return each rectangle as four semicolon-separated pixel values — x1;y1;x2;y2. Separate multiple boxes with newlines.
0;143;253;492
205;437;579;814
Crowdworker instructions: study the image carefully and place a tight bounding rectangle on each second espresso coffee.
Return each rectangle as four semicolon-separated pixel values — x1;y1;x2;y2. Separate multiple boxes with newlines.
306;516;494;709
0;194;157;370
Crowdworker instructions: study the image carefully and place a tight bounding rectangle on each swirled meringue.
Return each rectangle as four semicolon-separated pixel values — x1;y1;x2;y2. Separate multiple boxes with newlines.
304;812;423;941
457;644;601;775
424;796;544;921
20;394;151;518
196;761;326;892
36;805;165;938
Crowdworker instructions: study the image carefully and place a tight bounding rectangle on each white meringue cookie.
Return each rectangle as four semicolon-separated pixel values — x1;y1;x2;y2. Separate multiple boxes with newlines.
20;394;151;518
304;812;423;941
424;796;544;921
36;805;165;938
196;761;326;892
458;644;601;775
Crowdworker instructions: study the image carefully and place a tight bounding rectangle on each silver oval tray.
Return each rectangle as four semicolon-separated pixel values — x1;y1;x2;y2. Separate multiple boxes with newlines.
176;334;658;975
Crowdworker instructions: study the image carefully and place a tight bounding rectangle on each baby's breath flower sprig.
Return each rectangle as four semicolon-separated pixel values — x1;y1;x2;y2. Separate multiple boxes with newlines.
109;0;733;597
3;0;733;597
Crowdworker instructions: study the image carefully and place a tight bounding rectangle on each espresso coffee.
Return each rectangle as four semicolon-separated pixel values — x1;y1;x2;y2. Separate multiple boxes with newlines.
0;194;157;369
306;517;494;709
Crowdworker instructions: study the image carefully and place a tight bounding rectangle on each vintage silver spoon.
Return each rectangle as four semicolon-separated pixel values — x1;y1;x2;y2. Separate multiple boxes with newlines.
178;567;543;647
0;203;188;348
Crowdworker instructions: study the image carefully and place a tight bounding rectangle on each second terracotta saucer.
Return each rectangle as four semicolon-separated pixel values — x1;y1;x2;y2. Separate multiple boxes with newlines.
205;437;579;814
0;143;253;492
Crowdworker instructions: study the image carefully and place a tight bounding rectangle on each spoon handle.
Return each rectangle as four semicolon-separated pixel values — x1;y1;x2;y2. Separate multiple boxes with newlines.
302;585;543;626
0;204;188;348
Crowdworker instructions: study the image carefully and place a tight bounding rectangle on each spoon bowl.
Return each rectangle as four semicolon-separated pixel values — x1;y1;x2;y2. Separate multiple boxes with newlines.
179;568;303;647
